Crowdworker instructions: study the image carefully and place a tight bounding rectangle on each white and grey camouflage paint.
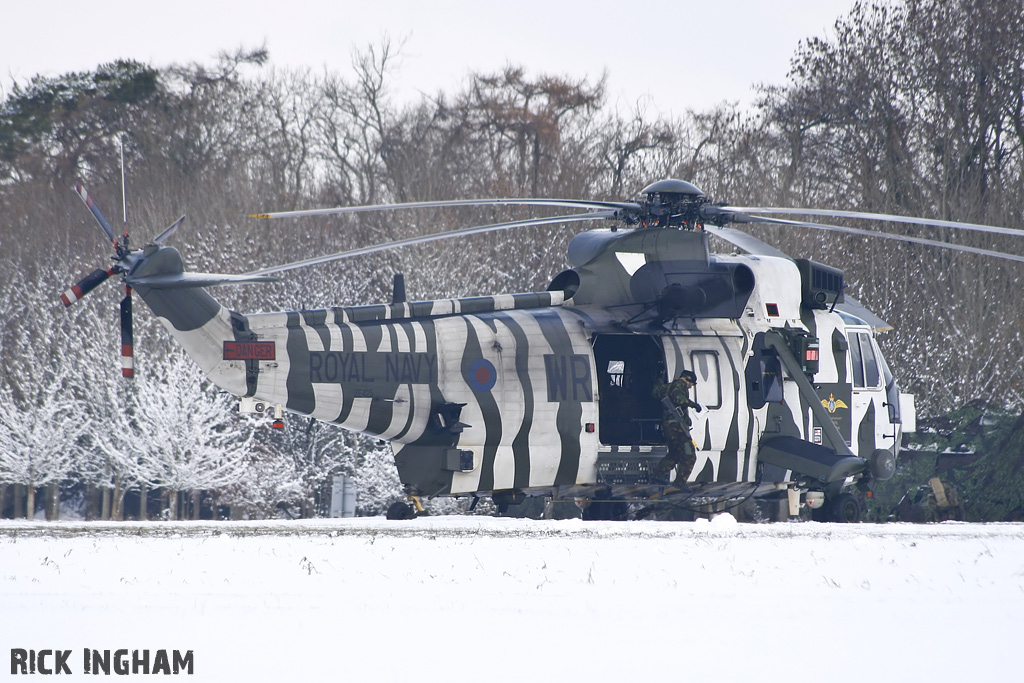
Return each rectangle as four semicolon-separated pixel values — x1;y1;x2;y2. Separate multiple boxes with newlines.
129;226;904;501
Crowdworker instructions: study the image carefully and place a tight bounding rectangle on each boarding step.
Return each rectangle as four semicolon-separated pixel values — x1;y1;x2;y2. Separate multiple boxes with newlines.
596;445;669;485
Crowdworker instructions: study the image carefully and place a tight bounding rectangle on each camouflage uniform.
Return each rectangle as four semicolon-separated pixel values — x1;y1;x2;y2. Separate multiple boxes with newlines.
653;372;700;482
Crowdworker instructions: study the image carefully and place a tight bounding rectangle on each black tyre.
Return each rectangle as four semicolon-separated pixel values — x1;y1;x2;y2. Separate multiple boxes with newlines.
830;492;862;523
386;501;416;520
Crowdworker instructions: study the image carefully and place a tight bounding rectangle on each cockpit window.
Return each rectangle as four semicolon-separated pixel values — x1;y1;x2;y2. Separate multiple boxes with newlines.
877;343;902;423
850;331;880;388
850;333;865;387
858;333;880;387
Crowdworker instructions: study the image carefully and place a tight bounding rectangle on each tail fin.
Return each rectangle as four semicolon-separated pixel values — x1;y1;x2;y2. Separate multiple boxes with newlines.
66;182;276;385
127;244;274;396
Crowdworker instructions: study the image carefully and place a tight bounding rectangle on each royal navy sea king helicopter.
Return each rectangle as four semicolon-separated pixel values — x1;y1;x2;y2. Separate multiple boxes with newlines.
61;179;1024;521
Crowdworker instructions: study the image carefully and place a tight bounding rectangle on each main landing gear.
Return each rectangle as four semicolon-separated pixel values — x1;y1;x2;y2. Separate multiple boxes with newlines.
809;491;863;523
828;492;862;523
386;495;427;520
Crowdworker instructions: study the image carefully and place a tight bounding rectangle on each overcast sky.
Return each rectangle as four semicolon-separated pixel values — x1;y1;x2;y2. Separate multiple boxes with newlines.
3;0;858;115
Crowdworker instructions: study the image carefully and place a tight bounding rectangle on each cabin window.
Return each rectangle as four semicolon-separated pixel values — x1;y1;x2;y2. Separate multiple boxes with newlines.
607;360;625;387
745;337;784;409
690;351;722;409
762;353;784;403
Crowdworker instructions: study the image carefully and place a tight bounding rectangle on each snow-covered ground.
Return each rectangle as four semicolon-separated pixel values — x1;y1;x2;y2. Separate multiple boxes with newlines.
2;516;1022;681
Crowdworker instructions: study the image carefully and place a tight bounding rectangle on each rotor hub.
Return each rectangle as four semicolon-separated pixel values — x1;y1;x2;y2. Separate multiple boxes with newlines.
637;179;708;229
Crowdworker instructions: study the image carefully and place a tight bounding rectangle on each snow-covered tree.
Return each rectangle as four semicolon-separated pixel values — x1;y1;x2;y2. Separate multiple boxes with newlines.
86;376;160;520
352;444;403;516
0;269;97;519
217;449;304;519
0;369;87;518
118;350;254;520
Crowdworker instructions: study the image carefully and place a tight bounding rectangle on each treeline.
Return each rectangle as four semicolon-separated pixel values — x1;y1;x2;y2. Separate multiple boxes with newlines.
1;0;1022;520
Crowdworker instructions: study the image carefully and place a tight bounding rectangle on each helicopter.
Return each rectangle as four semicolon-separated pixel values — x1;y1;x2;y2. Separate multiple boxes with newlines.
61;179;1024;522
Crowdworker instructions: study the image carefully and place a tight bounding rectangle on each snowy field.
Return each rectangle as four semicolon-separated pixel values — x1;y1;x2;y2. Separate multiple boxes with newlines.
2;516;1022;682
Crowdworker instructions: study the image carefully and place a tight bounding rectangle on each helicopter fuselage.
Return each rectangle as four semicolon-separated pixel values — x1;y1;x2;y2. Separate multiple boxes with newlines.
130;226;909;515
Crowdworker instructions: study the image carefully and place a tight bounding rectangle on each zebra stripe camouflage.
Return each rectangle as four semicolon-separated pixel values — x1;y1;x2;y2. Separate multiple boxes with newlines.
130;225;904;505
139;279;605;495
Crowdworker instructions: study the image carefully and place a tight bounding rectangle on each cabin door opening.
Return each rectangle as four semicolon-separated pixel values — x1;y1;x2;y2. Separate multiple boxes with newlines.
593;334;665;446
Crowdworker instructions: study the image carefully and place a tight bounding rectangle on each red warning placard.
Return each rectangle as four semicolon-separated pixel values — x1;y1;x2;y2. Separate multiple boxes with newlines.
223;341;276;360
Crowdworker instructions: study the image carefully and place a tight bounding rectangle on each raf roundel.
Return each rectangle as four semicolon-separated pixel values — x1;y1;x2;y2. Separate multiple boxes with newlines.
467;358;497;392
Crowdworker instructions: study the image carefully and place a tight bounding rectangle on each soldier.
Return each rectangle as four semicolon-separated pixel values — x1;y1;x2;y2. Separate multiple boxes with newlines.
653;369;703;483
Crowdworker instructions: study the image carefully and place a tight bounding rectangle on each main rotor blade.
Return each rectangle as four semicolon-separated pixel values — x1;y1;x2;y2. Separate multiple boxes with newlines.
74;182;117;245
152;215;186;245
703;225;790;259
245;211;618;277
738;214;1024;264
250;198;638;220
726;206;1024;239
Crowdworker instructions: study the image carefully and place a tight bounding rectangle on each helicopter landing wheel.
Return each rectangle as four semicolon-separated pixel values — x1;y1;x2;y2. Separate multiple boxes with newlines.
386;501;417;520
829;492;862;523
386;494;428;520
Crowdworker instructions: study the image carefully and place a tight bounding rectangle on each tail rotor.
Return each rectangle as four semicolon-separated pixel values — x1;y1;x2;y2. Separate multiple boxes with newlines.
64;183;156;380
64;182;276;380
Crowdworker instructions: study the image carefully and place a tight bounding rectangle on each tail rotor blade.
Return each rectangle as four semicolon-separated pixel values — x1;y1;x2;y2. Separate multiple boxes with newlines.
74;182;118;246
120;287;134;379
60;267;115;307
